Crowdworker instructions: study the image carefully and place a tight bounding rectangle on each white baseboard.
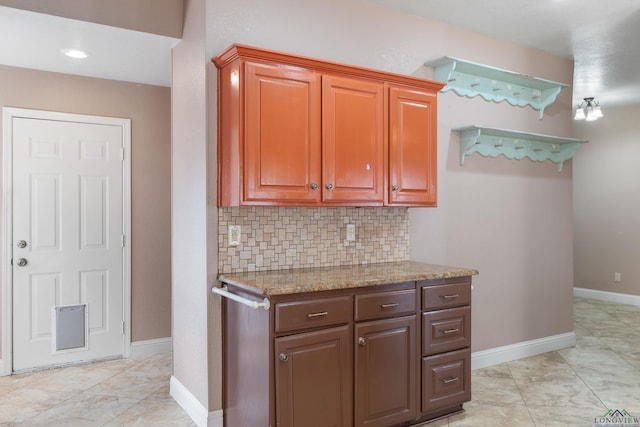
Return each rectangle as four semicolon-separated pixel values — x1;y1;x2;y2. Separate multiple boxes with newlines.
574;287;640;306
170;375;223;427
471;331;576;370
129;337;172;358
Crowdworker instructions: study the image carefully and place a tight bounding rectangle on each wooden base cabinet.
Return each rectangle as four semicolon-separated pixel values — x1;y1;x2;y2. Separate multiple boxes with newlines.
221;278;472;427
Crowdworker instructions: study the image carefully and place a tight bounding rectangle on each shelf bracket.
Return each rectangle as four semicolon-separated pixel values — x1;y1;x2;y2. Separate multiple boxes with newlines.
453;126;588;172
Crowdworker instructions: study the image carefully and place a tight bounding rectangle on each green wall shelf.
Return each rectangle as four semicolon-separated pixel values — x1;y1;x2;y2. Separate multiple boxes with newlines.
425;57;568;118
453;126;588;172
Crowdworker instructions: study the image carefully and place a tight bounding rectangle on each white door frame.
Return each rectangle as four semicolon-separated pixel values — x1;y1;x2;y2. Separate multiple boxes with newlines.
1;107;132;375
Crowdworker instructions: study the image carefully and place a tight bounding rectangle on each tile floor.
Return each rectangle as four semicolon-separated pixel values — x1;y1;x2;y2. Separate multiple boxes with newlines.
425;297;640;426
0;352;193;426
1;297;638;426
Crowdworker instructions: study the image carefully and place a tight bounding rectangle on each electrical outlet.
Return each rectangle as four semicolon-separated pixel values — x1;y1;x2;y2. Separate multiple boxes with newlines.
228;225;241;246
614;272;621;283
346;224;356;241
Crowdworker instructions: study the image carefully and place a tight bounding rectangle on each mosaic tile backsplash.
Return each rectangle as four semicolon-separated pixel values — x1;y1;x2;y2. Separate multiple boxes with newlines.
218;207;410;273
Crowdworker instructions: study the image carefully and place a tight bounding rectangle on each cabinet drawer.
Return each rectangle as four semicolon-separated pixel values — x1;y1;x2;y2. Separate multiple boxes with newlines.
355;289;416;321
422;348;470;413
422;281;470;311
422;306;470;356
275;296;352;334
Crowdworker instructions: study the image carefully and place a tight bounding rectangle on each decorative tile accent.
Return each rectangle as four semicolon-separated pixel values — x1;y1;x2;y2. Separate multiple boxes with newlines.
218;207;410;273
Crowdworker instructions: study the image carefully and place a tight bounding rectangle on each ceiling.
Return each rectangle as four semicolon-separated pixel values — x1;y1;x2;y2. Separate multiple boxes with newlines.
0;6;179;87
366;0;640;109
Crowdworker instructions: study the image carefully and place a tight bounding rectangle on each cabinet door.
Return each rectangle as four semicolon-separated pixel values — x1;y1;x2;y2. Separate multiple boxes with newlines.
245;62;322;204
388;84;438;206
323;75;384;204
355;315;417;427
275;325;352;427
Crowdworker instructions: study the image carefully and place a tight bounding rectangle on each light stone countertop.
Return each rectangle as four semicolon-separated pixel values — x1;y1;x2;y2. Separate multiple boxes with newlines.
218;261;478;296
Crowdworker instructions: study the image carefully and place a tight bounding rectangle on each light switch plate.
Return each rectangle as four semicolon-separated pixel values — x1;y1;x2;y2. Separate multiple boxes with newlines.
228;225;241;246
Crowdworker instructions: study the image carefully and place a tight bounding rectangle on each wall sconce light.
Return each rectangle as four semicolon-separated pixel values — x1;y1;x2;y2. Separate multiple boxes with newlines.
574;97;603;121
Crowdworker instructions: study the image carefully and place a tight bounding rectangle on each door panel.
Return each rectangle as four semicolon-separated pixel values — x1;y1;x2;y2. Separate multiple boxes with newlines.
275;325;352;427
323;75;384;204
12;117;125;371
355;315;417;427
388;85;438;206
244;62;322;204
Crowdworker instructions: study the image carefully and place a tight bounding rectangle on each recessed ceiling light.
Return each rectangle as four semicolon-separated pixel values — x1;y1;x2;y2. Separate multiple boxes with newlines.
61;48;88;59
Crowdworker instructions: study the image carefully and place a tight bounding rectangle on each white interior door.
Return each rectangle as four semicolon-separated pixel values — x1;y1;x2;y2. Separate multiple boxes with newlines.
11;116;126;372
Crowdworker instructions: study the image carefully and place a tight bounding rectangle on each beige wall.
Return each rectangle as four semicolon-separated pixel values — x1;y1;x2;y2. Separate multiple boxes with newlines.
195;0;576;412
573;104;640;296
171;0;213;409
0;64;172;351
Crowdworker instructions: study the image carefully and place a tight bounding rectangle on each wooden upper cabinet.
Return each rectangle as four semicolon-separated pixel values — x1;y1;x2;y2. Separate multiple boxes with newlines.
388;85;438;207
323;75;384;204
244;62;321;204
213;44;444;207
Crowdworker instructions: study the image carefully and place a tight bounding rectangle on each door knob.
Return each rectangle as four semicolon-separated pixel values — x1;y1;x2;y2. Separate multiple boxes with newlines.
17;240;27;248
16;258;28;267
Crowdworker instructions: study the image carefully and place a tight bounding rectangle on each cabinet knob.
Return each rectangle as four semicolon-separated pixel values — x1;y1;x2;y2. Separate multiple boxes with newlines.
325;183;334;190
358;337;367;346
310;183;318;190
392;185;399;192
279;353;289;362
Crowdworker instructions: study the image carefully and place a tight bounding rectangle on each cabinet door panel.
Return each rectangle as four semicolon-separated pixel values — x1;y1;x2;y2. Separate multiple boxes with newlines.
245;62;321;204
323;75;384;204
355;315;417;427
388;85;437;206
275;325;352;427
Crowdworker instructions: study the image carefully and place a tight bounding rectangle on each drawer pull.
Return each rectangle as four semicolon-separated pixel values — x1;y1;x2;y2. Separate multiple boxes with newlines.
307;311;328;318
442;328;460;335
441;377;459;385
440;294;459;300
380;302;400;309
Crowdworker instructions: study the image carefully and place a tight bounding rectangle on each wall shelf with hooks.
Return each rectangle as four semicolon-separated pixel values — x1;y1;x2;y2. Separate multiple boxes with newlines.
453;126;587;172
425;57;568;118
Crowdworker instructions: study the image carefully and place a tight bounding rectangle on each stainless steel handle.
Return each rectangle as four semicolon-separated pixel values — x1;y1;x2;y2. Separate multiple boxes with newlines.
380;303;400;309
279;353;288;362
442;328;460;335
310;183;318;190
17;240;27;249
325;183;333;190
307;311;328;318
441;294;459;300
358;337;367;346
16;258;28;267
441;377;459;384
392;185;399;191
